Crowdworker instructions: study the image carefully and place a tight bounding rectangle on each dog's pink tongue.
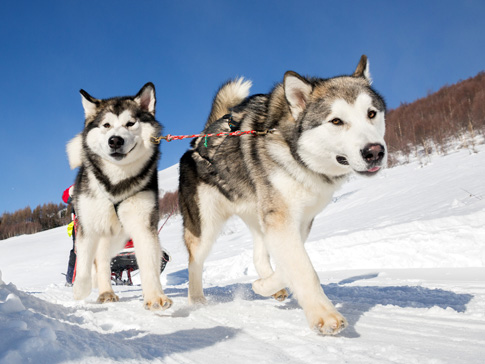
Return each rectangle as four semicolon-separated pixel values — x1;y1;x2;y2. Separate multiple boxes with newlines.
368;166;381;173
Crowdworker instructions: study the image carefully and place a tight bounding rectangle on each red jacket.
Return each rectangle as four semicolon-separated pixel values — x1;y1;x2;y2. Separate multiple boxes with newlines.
62;185;74;204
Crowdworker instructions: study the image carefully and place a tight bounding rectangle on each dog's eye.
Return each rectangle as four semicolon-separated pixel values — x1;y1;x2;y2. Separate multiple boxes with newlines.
103;123;111;128
330;118;343;126
368;110;377;119
126;121;136;127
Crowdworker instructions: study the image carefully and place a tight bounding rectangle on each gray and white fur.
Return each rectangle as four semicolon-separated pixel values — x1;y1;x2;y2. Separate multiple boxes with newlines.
179;55;386;335
67;83;172;310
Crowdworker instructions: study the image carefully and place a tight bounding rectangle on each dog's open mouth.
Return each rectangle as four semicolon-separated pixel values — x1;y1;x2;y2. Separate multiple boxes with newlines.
337;155;381;175
110;144;137;161
357;166;381;176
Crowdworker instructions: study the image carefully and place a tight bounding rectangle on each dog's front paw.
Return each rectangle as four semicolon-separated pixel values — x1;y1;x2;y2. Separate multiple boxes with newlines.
272;288;289;302
73;278;91;300
97;291;119;303
307;308;348;335
144;294;173;310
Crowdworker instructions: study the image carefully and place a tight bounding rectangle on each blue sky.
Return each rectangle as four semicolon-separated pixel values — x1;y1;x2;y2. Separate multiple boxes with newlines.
1;0;484;214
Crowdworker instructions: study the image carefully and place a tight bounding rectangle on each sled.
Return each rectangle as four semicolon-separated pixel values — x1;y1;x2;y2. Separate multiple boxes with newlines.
110;239;171;286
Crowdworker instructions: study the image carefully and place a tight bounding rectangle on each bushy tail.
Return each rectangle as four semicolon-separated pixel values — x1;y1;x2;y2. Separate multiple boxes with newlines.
205;77;252;128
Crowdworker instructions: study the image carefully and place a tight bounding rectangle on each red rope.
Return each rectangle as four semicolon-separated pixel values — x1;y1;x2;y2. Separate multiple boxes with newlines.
158;202;178;234
151;128;276;144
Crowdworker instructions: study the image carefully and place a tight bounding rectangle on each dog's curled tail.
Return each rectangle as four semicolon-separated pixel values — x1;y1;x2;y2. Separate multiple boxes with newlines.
205;77;252;127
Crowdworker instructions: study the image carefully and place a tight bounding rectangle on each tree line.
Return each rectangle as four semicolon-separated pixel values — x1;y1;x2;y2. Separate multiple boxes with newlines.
159;190;179;217
0;203;72;240
385;71;485;166
2;71;484;239
0;192;180;240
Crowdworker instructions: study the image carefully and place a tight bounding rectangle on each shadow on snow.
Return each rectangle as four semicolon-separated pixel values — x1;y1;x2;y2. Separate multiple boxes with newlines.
165;269;474;338
0;283;240;363
1;268;474;363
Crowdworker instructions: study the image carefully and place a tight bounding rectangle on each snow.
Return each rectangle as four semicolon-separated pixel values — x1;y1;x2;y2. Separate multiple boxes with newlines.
158;164;179;194
1;145;485;363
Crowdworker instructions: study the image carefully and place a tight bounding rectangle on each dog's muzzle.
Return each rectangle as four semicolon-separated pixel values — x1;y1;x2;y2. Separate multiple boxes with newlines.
361;143;385;165
108;136;127;160
336;143;385;175
109;136;124;150
359;143;385;175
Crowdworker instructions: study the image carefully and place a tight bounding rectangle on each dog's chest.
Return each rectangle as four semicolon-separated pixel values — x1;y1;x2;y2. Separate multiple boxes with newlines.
269;169;339;213
77;192;122;235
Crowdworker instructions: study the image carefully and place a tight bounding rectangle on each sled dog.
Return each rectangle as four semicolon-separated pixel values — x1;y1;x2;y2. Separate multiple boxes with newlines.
66;83;172;310
179;55;386;334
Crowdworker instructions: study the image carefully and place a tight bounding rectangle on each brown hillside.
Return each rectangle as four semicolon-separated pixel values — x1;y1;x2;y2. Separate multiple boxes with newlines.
385;71;485;166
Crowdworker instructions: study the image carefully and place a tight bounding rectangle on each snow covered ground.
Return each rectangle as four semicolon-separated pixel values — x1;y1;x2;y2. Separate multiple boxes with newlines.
1;145;485;363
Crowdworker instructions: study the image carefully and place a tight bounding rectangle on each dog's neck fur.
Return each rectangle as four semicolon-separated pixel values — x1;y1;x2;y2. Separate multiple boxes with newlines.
83;148;158;203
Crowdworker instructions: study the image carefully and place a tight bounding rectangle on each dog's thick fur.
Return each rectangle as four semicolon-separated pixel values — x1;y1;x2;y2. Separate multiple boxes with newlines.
179;56;386;334
67;83;172;310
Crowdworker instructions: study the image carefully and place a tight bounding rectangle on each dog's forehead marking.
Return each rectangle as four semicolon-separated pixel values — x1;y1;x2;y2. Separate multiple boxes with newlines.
117;110;133;122
102;110;133;126
354;93;374;109
330;93;375;121
331;93;372;110
312;77;384;111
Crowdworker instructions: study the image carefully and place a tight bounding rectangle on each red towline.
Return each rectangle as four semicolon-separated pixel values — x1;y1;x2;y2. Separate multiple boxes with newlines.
151;128;276;144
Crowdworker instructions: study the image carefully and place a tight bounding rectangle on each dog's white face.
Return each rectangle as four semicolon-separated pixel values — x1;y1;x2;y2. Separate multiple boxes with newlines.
86;110;149;165
284;58;387;179
298;91;387;177
77;83;160;167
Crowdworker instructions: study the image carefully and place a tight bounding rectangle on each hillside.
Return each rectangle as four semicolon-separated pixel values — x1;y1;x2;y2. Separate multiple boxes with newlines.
386;71;485;165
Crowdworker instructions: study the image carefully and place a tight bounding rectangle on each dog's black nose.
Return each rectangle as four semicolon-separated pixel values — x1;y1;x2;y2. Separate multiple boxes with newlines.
361;143;385;163
108;136;124;149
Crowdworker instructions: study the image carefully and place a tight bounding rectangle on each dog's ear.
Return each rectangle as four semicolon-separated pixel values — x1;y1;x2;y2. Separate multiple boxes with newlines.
80;89;99;120
284;71;312;120
353;55;372;84
134;82;156;116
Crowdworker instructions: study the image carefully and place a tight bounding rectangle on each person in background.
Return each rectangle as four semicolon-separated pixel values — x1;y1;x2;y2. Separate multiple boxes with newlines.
62;185;76;287
61;185;171;287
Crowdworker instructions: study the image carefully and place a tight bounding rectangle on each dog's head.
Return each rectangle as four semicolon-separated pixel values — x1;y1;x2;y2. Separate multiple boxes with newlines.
79;83;161;166
284;55;387;178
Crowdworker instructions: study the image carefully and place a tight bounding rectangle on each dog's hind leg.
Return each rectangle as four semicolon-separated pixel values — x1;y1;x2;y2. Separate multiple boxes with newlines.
185;229;207;304
73;232;96;300
186;216;227;305
185;186;229;305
